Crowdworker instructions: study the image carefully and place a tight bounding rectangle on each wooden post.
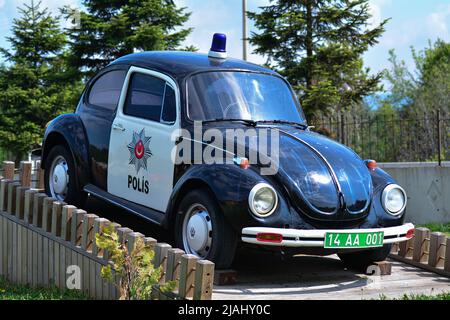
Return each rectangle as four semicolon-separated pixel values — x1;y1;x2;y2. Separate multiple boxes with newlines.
0;179;10;211
51;201;64;237
116;227;133;244
126;232;144;255
32;193;47;227
71;209;86;246
2;161;14;180
61;205;76;241
179;254;198;299
42;197;55;232
7;182;20;215
92;218;110;257
444;237;450;273
19;161;32;188
144;237;157;250
81;213;98;252
103;222;121;261
15;186;28;219
193;260;215;300
166;248;184;284
36;160;45;190
108;223;121;300
413;227;430;263
154;243;171;283
428;232;446;268
24;189;37;223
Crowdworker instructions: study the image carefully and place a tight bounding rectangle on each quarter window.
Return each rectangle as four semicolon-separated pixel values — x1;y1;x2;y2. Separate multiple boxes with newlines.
124;72;176;124
88;70;127;110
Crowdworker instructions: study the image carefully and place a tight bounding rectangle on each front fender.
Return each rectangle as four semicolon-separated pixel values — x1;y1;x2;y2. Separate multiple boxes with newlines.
42;113;90;189
164;164;292;232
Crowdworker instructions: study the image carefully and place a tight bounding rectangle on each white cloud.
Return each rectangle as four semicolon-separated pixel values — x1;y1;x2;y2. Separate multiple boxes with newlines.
426;5;450;40
0;0;5;9
368;0;391;28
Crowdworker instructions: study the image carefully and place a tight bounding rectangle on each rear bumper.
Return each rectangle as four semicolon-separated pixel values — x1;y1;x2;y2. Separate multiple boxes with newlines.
241;223;414;248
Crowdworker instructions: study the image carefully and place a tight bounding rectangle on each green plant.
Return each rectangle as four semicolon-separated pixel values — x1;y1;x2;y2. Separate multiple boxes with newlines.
418;223;450;236
95;225;175;300
0;277;89;300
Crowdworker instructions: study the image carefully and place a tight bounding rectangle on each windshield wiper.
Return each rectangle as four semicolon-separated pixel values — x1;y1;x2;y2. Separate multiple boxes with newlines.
255;120;308;130
201;118;257;127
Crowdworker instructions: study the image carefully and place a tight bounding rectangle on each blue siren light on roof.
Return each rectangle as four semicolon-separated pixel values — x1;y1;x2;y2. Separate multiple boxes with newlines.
208;33;227;59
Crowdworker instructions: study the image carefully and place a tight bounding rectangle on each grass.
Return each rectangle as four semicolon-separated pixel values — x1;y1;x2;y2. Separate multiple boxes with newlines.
0;277;89;300
379;292;450;300
418;223;450;236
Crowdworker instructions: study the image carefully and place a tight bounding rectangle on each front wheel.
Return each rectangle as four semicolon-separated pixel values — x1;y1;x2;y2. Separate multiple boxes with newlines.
338;244;392;269
174;188;238;269
44;145;86;207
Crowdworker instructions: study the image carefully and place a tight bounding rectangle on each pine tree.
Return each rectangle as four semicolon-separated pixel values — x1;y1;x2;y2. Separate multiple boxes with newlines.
248;0;388;116
0;0;82;162
63;0;193;77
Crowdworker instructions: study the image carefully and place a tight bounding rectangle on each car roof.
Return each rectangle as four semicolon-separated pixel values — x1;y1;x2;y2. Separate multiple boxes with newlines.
109;51;277;80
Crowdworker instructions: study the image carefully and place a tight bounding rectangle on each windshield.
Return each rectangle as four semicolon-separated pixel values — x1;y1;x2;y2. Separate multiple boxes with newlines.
187;71;306;123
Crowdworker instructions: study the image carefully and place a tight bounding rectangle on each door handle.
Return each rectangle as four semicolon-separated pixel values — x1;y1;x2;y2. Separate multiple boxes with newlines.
112;123;126;132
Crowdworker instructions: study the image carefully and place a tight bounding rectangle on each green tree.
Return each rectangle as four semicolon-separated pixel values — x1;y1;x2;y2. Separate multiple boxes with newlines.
248;0;387;117
63;0;193;77
0;0;82;162
385;39;450;114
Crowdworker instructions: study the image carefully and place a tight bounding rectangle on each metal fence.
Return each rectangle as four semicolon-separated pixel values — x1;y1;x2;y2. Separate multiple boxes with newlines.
309;110;449;164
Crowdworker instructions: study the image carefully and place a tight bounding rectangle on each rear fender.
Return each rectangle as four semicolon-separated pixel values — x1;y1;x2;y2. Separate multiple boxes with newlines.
41;114;90;189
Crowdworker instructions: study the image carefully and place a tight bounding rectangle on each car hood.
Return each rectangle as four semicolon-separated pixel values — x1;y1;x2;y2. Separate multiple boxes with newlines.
275;129;373;221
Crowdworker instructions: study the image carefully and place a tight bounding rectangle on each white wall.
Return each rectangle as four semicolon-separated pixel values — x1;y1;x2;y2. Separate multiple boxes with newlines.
379;162;450;224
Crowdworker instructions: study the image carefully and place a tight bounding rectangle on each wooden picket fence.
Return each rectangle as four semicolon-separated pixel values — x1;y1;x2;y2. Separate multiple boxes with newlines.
0;160;215;300
390;228;450;277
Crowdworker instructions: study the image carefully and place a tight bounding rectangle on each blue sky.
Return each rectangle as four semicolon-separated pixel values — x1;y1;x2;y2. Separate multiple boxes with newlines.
1;0;449;77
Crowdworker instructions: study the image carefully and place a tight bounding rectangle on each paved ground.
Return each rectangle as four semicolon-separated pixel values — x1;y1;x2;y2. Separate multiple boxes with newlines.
85;196;450;300
212;251;450;300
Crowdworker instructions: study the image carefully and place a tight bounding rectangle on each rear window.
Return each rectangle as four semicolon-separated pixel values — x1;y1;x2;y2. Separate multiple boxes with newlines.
88;70;127;110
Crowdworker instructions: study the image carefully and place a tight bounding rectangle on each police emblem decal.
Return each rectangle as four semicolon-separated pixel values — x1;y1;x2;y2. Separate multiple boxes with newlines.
127;128;152;173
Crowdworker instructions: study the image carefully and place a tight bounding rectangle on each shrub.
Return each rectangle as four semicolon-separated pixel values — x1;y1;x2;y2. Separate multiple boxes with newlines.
96;225;175;300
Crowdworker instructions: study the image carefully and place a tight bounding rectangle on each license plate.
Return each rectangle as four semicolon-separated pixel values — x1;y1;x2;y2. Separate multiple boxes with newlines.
324;231;384;248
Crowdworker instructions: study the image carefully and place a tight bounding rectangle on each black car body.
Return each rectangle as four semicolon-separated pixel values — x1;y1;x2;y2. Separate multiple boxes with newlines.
41;39;413;268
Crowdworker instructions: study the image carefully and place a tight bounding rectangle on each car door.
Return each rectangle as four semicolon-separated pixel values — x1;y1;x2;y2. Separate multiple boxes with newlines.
107;66;179;213
78;66;128;190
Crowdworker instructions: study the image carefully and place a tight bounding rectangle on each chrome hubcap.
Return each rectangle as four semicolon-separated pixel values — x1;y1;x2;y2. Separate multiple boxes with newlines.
182;204;212;258
49;156;69;201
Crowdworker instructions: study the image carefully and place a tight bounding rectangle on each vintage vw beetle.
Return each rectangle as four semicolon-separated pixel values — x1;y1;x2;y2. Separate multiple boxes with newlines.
41;34;414;269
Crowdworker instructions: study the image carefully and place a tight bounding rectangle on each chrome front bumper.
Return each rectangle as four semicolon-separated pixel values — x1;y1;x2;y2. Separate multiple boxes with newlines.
241;223;415;248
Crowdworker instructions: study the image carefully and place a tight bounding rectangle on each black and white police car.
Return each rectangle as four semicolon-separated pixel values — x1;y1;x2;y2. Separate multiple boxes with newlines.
41;34;414;268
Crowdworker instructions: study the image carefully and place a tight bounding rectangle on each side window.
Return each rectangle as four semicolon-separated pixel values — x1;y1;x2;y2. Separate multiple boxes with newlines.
161;85;176;123
124;72;176;124
88;70;127;110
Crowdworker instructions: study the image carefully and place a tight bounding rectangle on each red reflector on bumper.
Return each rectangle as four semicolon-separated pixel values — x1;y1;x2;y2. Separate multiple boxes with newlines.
406;229;414;239
256;233;283;243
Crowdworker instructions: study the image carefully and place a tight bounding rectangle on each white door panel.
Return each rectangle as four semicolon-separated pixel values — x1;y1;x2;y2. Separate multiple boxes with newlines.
108;67;180;212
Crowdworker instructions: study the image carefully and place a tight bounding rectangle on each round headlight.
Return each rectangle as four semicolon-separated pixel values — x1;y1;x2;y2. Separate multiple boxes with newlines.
248;183;278;217
382;184;407;215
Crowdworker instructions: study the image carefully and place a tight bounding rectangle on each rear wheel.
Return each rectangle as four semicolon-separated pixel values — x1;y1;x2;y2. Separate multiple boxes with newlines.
44;145;86;207
175;188;238;269
338;244;392;269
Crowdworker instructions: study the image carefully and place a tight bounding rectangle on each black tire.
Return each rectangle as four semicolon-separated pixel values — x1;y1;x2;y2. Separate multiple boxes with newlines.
174;188;238;269
44;145;86;207
338;244;392;270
